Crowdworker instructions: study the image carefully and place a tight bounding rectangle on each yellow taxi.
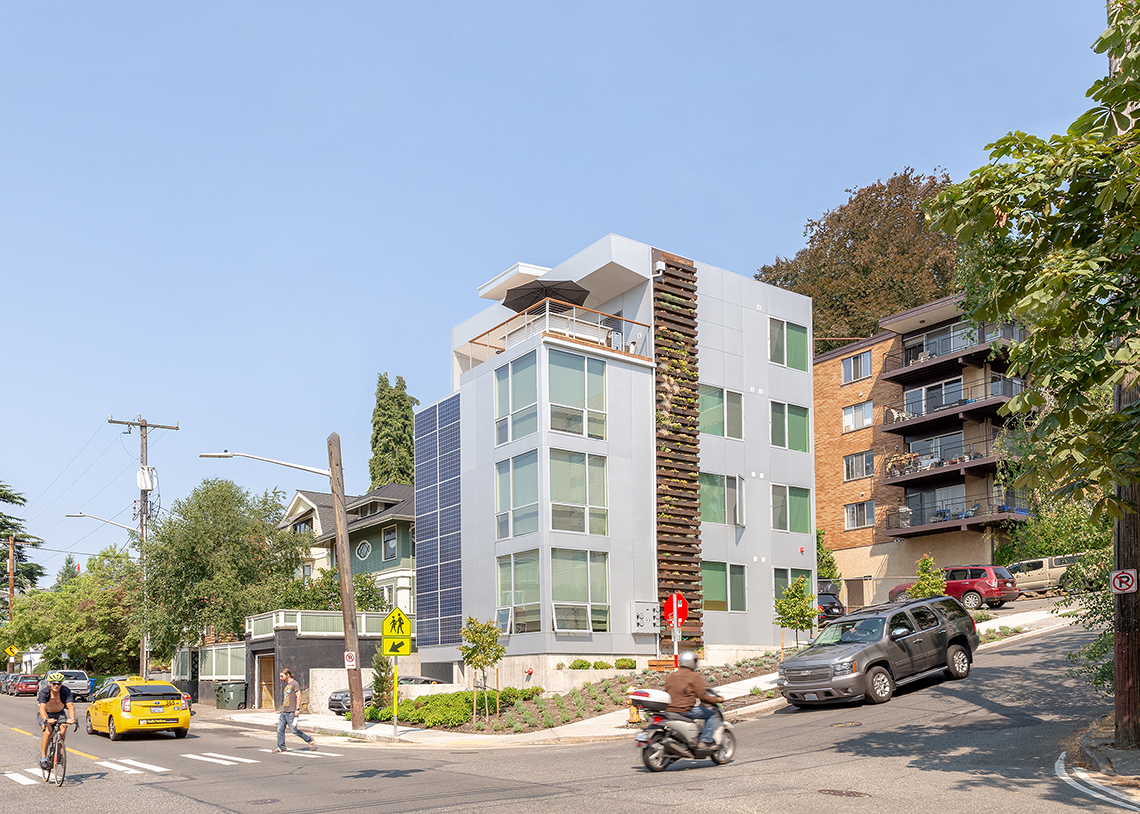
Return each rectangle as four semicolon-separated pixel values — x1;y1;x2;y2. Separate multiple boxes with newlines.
85;677;191;740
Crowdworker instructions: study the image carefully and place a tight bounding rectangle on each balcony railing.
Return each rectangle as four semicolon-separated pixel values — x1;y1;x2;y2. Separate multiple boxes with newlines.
245;609;402;639
883;375;1026;426
883;434;1014;479
885;491;1030;530
882;322;1026;374
456;298;653;371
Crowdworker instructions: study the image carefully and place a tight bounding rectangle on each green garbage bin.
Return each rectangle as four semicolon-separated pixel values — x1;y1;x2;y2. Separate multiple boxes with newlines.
215;682;247;710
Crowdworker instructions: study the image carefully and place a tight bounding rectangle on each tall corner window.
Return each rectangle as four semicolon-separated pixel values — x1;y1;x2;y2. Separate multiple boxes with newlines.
550;449;608;534
842;400;874;433
551;549;610;632
845;499;875;530
382;525;398;561
497;549;541;633
699;473;745;525
699;385;743;439
774;567;814;600
549;349;606;440
495;449;539;539
494;350;538;445
843;450;874;481
771;401;809;452
772;484;811;533
702;561;746;612
770;318;809;372
841;350;873;384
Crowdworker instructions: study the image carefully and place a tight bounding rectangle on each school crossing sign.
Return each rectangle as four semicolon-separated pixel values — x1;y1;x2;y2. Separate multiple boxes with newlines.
382;607;412;656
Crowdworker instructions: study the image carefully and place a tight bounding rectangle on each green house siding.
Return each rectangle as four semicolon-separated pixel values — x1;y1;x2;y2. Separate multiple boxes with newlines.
344;520;414;577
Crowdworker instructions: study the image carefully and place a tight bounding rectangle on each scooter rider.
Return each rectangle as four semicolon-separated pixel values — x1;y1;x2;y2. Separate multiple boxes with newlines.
664;651;719;750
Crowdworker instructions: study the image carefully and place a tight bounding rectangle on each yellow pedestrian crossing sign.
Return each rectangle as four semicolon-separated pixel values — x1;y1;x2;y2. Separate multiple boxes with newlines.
382;607;411;657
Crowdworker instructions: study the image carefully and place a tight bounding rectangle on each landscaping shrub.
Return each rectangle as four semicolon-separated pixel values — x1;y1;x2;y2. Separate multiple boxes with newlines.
592;661;613;669
615;658;636;670
569;658;592;670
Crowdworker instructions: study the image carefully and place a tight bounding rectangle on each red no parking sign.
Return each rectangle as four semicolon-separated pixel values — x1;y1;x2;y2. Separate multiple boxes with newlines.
1111;569;1138;594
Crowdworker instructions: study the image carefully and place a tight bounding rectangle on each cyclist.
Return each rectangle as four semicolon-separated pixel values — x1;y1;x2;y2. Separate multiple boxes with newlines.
38;672;76;770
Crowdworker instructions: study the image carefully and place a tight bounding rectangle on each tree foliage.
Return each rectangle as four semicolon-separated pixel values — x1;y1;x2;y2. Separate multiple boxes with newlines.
925;5;1140;518
0;480;46;593
458;616;505;719
54;554;79;590
372;649;395;709
907;555;947;600
816;530;842;581
757;168;959;354
278;566;389;613
369;373;419;489
144;479;306;658
1057;547;1116;694
3;546;140;673
773;576;816;646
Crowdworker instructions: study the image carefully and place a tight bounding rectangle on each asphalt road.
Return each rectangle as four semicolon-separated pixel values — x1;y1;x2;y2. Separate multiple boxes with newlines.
0;626;1123;814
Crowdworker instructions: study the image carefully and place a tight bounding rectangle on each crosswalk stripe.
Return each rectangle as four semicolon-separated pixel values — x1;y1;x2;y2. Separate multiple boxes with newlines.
182;754;238;766
4;772;37;785
202;752;259;764
258;748;341;758
97;761;143;774
118;759;170;772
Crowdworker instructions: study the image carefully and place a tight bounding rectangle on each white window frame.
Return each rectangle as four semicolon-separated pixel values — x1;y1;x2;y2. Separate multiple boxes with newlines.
841;350;873;384
771;483;812;534
382;524;398;561
549;449;608;535
842;400;874;433
355;540;372;560
770;401;810;452
843;450;874;481
494;351;538;446
698;384;743;439
844;500;875;530
769;317;809;371
699;472;746;526
497;549;541;634
548;348;607;440
702;561;747;612
495;450;539;540
550;549;610;633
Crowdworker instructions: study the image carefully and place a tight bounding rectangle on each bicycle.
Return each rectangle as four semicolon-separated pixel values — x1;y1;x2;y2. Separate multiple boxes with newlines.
41;718;77;786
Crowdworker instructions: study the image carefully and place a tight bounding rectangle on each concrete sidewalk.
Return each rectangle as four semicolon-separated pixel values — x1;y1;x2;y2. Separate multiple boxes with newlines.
204;606;1068;750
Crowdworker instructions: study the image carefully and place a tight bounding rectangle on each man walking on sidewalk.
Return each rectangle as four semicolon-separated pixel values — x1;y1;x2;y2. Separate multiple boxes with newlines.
274;668;315;753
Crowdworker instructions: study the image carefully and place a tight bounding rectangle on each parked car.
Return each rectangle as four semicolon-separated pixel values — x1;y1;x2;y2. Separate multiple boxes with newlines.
889;565;1018;609
328;676;445;714
817;593;846;626
1007;553;1088;593
86;677;191;740
777;595;979;706
11;674;43;696
40;669;91;701
1;673;18;694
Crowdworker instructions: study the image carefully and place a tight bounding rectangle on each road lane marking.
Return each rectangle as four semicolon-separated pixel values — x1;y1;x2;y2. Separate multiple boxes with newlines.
66;746;101;760
1072;765;1140;805
11;727;36;737
97;761;143;774
4;772;37;785
202;753;259;764
119;759;171;772
258;748;340;758
1056;752;1140;812
183;754;238;765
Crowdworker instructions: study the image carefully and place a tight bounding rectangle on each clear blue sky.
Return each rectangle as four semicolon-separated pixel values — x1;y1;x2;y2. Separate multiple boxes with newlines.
2;2;1108;581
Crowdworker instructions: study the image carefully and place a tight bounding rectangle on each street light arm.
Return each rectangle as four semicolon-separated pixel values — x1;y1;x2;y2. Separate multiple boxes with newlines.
65;513;139;533
199;451;331;478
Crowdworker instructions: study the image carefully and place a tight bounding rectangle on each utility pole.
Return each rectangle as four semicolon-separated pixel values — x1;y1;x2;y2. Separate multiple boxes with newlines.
6;536;12;673
109;414;179;678
328;433;365;731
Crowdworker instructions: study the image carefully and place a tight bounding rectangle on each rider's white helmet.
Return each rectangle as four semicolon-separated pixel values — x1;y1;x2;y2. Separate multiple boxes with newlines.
678;651;698;670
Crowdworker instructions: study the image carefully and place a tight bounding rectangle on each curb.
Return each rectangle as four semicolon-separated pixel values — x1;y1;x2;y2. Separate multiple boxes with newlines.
1080;719;1117;776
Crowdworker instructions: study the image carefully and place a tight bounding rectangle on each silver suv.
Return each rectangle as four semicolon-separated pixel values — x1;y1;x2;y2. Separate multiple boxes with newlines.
777;596;980;706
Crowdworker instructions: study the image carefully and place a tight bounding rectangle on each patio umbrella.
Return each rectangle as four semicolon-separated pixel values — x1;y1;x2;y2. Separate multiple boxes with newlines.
502;279;590;312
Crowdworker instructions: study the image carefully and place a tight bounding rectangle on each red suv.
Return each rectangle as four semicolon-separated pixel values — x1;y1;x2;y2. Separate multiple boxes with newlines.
889;565;1018;610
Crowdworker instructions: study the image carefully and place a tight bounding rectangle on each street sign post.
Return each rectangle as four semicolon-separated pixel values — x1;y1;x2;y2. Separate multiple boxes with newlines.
1111;569;1138;594
382;608;412;736
664;593;688;667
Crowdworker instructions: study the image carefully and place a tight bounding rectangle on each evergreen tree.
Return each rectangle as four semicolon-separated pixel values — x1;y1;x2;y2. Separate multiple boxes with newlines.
369;373;419;489
54;554;79;590
816;531;842;581
0;480;46;593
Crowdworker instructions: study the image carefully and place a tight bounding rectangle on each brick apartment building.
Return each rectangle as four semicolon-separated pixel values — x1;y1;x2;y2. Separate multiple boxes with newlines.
813;295;1028;606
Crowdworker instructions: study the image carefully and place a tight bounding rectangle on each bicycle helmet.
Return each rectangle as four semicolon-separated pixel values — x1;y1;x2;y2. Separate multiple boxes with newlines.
678;651;698;670
46;671;65;683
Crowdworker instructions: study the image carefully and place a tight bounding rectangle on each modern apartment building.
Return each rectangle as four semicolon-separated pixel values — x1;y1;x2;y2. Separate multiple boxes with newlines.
413;234;815;674
814;295;1027;605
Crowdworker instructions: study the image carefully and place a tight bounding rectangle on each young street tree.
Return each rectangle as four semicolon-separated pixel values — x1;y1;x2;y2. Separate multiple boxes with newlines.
756;168;959;354
459;616;505;720
0;480;46;593
925;2;1140;747
906;555;947;600
144;479;306;659
773;576;816;647
369;373;419;489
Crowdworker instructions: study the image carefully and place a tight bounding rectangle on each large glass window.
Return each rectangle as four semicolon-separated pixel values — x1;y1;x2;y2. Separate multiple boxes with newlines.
842;400;874;433
774;567;813;601
495;351;538;445
770;318;809;371
699;472;745;525
382;525;397;561
549;349;606;440
844;450;874;481
497;549;541;633
904;377;963;418
844;500;875;530
702;561;746;612
495;450;539;539
909;431;965;462
842;350;873;384
551;549;610;632
772;484;811;533
550;450;608;534
771;401;810;452
698;385;743;439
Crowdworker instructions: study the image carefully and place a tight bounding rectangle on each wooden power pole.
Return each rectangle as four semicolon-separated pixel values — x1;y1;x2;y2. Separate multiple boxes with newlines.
108;414;179;678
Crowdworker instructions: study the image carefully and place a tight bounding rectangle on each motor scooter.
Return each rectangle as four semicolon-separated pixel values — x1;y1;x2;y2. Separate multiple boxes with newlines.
628;688;736;771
